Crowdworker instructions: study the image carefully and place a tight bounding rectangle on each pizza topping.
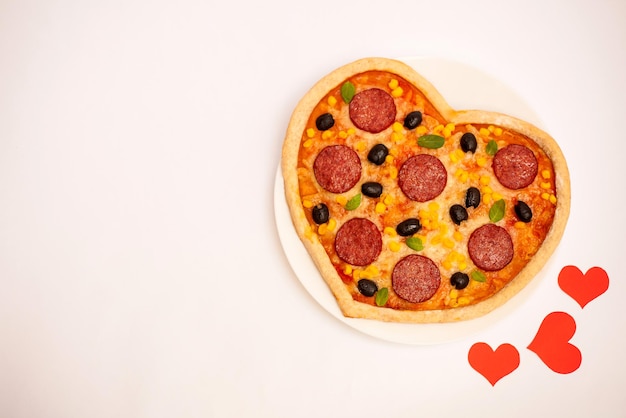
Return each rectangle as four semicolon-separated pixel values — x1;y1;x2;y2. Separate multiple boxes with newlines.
340;81;356;103
460;132;478;153
398;154;447;202
367;143;389;165
375;287;389;306
313;145;361;193
450;272;470;290
485;139;498;156
514;200;533;223
468;224;514;271
465;187;481;209
348;88;396;133
315;113;335;131
449;204;469;225
406;236;424;251
391;254;441;303
334;218;382;266
403;110;423;130
311;203;330;225
344;193;362;210
361;182;383;198
357;278;378;297
492;144;538;189
471;270;487;283
417;134;445;149
488;199;506;223
396;218;421;237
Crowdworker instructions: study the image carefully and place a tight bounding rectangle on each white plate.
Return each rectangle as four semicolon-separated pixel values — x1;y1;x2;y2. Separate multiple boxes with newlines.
274;56;544;345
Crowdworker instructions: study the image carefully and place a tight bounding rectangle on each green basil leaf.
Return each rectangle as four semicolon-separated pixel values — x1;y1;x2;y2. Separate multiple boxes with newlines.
344;193;361;211
375;287;389;306
489;199;506;223
341;81;355;103
406;236;424;251
417;134;445;149
471;270;487;282
486;139;498;156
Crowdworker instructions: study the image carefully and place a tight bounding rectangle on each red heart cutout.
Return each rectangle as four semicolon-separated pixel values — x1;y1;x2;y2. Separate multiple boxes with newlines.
468;342;520;386
527;311;581;374
558;265;609;308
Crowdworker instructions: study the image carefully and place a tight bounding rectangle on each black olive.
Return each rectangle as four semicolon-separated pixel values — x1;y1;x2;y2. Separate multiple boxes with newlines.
396;218;421;237
315;113;334;131
403;111;423;130
357;279;378;297
311;203;329;224
449;204;469;225
361;182;383;198
514;200;533;223
450;272;470;290
460;132;477;153
465;187;481;209
367;143;389;165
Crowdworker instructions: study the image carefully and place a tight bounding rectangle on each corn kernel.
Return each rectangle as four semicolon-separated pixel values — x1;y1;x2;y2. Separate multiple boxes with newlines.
389;147;399;157
443;238;455;249
384;226;397;236
450;151;460;163
453;231;463;242
483;194;493;205
469;172;480;181
343;265;352;275
541;169;551;179
541;182;551;189
306;128;315;138
443;127;453;138
482;186;493;195
347;128;355;135
431;235;442;245
488;125;495;133
493;192;503;201
389;241;401;252
449;289;459;299
389;166;398;179
383;194;394;205
454;168;465;178
460;171;469;182
365;265;379;276
375;202;386;214
385;155;394;164
327;96;337;106
392;121;404;132
352;269;361;280
458;262;467;271
445;123;455;132
480;175;491;185
479;127;490;137
514;221;526;229
391;87;403;97
304;225;313;239
458;296;470;305
541;192;550;200
338;130;348;139
302;199;313;208
494;127;503;136
388;79;399;89
327;218;337;232
476;157;487;167
321;130;334;140
355;141;367;152
416;126;428;135
391;132;403;143
550;194;557;204
318;223;328;235
336;195;348;205
428;202;440;211
433;124;444;133
303;139;313;148
442;259;453;270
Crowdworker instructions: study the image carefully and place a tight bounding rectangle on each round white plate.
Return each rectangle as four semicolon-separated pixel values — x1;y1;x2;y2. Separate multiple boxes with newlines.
274;56;544;345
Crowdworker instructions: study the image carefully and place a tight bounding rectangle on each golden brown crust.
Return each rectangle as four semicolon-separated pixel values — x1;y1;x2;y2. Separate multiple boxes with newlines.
281;57;570;323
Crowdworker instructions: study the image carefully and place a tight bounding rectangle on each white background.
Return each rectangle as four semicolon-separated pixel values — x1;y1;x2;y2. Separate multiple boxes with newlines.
1;0;625;417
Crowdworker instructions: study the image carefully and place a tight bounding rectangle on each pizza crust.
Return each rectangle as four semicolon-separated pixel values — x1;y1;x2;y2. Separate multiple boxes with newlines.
281;57;570;323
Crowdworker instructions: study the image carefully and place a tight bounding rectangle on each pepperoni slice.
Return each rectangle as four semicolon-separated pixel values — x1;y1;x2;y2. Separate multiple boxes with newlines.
398;154;447;201
391;255;441;303
467;224;514;271
313;145;361;193
334;218;382;266
348;88;396;133
492;144;538;190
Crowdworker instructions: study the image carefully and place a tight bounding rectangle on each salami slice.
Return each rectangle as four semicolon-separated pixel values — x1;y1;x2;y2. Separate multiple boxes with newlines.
334;218;382;266
313;145;361;193
492;144;538;190
398;154;447;202
348;88;396;133
467;224;514;271
391;254;441;303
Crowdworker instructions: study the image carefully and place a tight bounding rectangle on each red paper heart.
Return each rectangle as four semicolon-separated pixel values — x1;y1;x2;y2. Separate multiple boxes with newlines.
558;265;609;308
527;311;581;374
468;342;520;386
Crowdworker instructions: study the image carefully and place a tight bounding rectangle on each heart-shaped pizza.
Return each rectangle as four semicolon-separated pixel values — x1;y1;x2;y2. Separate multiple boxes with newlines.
281;58;570;323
